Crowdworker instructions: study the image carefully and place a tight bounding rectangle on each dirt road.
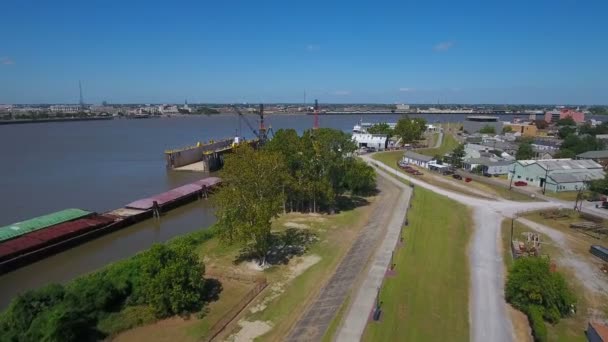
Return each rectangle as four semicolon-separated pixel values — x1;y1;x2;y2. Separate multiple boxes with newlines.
366;155;558;342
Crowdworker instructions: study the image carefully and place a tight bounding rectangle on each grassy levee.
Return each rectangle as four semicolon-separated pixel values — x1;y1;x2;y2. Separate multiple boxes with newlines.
362;187;471;342
417;133;459;157
245;206;374;341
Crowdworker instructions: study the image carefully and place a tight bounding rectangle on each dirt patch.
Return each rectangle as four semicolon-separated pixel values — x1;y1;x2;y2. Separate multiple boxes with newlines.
228;320;272;342
284;222;309;229
289;254;321;279
507;305;533;342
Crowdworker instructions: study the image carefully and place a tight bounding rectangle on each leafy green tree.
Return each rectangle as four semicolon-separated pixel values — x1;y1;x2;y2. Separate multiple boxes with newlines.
506;257;575;324
138;244;205;317
479;125;496;134
589;106;608;116
214;145;288;265
556;116;576;126
449;144;466;169
557;126;576;139
516;142;535;160
394;116;426;143
367;122;393;136
589;174;608;195
343;159;376;195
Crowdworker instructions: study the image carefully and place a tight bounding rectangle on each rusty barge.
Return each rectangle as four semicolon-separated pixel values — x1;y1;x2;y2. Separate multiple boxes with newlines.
0;177;221;275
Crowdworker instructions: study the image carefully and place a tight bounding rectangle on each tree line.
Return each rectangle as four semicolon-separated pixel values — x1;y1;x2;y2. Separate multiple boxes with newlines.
214;128;377;265
366;117;427;143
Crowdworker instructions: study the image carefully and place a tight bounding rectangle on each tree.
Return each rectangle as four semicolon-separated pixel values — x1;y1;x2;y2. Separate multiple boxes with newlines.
589;106;608;116
506;257;575;324
343;159;376;195
479;125;496;134
589;174;608;195
214;145;288;265
367;123;393;136
502;126;513;133
557;126;576;139
556;116;576;126
138;244;206;317
516;142;535;160
449;144;466;169
394;116;426;143
534;120;549;130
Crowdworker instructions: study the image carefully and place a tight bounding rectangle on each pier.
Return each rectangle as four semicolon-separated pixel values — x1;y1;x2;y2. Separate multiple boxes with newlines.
165;138;259;172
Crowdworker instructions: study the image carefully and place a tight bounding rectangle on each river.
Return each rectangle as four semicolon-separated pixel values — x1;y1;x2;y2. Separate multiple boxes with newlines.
0;112;579;308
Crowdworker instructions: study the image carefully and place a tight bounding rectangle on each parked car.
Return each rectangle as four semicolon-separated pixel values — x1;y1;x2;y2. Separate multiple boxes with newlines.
513;181;527;186
452;174;463;180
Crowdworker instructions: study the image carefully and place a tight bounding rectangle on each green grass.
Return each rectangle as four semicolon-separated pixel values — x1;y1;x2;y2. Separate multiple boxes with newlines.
98;306;157;336
322;295;350;342
362;187;471;342
417;133;459;157
251;207;372;341
543;190;590;202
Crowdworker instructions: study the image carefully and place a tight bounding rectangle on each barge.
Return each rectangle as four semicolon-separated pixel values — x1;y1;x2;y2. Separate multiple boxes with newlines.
0;177;222;275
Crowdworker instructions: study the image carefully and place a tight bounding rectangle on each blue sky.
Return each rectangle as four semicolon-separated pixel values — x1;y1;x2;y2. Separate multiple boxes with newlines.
1;0;607;104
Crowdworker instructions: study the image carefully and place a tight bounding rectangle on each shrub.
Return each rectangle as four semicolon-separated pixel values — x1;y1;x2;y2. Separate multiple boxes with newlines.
527;305;548;342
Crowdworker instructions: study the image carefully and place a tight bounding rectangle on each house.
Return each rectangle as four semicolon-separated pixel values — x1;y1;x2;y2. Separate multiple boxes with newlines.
545;108;585;123
463;157;514;175
352;133;388;151
402;151;434;168
587;321;608;342
508;159;605;192
533;148;557;160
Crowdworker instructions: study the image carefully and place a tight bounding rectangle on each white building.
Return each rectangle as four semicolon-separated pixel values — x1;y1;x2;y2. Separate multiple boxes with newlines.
402;151;434;168
396;104;410;111
49;105;80;113
352;133;388;151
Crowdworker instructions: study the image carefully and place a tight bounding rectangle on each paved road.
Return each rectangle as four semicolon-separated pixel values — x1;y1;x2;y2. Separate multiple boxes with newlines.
336;166;411;342
366;155;558;342
285;174;406;342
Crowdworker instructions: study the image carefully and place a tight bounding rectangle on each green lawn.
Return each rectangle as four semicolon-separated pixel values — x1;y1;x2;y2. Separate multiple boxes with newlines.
362;187;471;342
417;133;460;157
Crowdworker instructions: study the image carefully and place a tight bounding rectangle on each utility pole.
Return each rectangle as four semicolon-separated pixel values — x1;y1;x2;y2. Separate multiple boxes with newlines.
542;167;549;195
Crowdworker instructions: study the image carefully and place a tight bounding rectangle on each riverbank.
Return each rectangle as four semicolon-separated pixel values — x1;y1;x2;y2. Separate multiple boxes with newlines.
111;196;376;341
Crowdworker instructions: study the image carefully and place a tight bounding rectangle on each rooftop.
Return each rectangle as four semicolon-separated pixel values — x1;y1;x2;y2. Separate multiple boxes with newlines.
403;150;434;162
548;170;605;183
577;150;608;160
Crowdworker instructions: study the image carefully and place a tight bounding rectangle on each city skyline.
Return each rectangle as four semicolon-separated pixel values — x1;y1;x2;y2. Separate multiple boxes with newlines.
1;0;607;104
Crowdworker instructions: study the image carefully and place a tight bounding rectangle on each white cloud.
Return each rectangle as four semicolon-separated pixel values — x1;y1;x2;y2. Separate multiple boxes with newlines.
433;41;455;52
0;57;14;65
399;87;415;92
333;90;351;96
306;44;320;51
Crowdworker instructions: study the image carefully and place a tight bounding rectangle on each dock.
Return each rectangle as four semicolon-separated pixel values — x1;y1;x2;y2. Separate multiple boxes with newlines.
165;138;259;172
0;177;222;275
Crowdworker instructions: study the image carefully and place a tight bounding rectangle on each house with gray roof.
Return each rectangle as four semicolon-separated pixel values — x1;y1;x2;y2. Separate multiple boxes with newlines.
508;159;605;192
463;157;514;175
576;150;608;163
401;151;434;168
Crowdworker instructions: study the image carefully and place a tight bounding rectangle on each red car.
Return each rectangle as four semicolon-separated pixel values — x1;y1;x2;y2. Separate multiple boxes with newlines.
514;181;527;186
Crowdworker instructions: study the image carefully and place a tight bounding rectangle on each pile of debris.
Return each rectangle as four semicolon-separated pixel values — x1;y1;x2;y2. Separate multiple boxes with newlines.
512;232;542;258
540;209;571;220
571;221;608;238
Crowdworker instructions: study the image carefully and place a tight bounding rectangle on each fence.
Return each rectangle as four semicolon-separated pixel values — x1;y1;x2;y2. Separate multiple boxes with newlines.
203;276;268;342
